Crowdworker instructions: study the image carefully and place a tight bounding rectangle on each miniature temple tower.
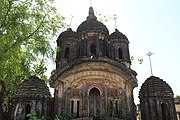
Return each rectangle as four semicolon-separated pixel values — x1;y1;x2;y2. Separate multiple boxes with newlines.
139;76;177;120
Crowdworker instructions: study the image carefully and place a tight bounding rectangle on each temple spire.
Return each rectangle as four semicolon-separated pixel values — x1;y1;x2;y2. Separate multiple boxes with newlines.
69;15;73;28
87;6;97;20
147;51;154;76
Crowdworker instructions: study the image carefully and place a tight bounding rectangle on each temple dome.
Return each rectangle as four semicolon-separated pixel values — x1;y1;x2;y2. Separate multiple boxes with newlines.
110;29;129;43
139;76;173;98
58;28;77;38
77;7;109;34
15;76;51;100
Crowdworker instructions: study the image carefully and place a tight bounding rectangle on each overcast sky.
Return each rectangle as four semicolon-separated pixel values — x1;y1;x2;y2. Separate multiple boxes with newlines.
51;0;180;104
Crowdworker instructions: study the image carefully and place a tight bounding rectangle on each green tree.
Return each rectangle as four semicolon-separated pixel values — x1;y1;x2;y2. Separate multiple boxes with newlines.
176;95;180;98
0;0;65;116
118;101;134;120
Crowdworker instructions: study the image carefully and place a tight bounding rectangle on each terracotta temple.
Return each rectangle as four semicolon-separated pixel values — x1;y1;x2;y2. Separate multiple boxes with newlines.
50;6;138;119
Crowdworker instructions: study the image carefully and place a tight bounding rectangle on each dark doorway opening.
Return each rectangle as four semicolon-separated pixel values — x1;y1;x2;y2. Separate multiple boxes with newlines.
25;104;31;120
64;47;70;58
71;100;74;114
89;87;100;118
161;102;168;120
90;42;96;56
118;48;123;59
77;101;80;117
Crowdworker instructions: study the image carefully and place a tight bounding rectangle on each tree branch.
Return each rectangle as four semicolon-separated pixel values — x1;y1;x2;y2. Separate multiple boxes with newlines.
3;15;46;54
0;0;12;29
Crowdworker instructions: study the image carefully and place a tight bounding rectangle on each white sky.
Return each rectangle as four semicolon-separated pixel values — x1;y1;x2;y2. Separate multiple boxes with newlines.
49;0;180;104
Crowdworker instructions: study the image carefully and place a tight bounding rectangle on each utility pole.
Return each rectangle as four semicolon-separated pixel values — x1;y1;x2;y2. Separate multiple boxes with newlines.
147;51;154;76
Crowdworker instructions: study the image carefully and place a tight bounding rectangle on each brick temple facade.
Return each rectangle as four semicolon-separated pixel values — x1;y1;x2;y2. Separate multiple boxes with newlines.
50;7;138;119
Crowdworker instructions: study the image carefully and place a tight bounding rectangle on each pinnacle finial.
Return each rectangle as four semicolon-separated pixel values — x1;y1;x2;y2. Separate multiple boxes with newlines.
68;15;73;28
147;51;154;76
87;7;97;20
113;14;118;29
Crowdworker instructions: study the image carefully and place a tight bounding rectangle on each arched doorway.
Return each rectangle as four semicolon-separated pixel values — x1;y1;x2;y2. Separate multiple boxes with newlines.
89;87;100;118
90;41;96;56
25;104;31;120
118;48;123;59
161;102;168;120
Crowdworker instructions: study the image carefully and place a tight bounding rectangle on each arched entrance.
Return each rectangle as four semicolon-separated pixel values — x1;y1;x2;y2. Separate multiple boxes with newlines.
89;87;100;118
25;104;31;120
90;41;96;56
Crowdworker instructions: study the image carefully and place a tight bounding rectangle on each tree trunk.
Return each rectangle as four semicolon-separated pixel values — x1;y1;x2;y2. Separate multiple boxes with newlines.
0;95;4;120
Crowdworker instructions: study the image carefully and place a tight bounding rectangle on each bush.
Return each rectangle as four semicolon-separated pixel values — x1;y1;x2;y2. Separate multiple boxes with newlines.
54;110;76;120
27;111;46;120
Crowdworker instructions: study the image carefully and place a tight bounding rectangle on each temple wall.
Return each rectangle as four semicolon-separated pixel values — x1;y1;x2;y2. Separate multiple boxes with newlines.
53;62;136;118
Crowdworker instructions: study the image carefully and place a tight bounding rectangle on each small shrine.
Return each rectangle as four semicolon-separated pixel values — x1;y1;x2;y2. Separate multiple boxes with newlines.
139;76;177;120
11;76;51;120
